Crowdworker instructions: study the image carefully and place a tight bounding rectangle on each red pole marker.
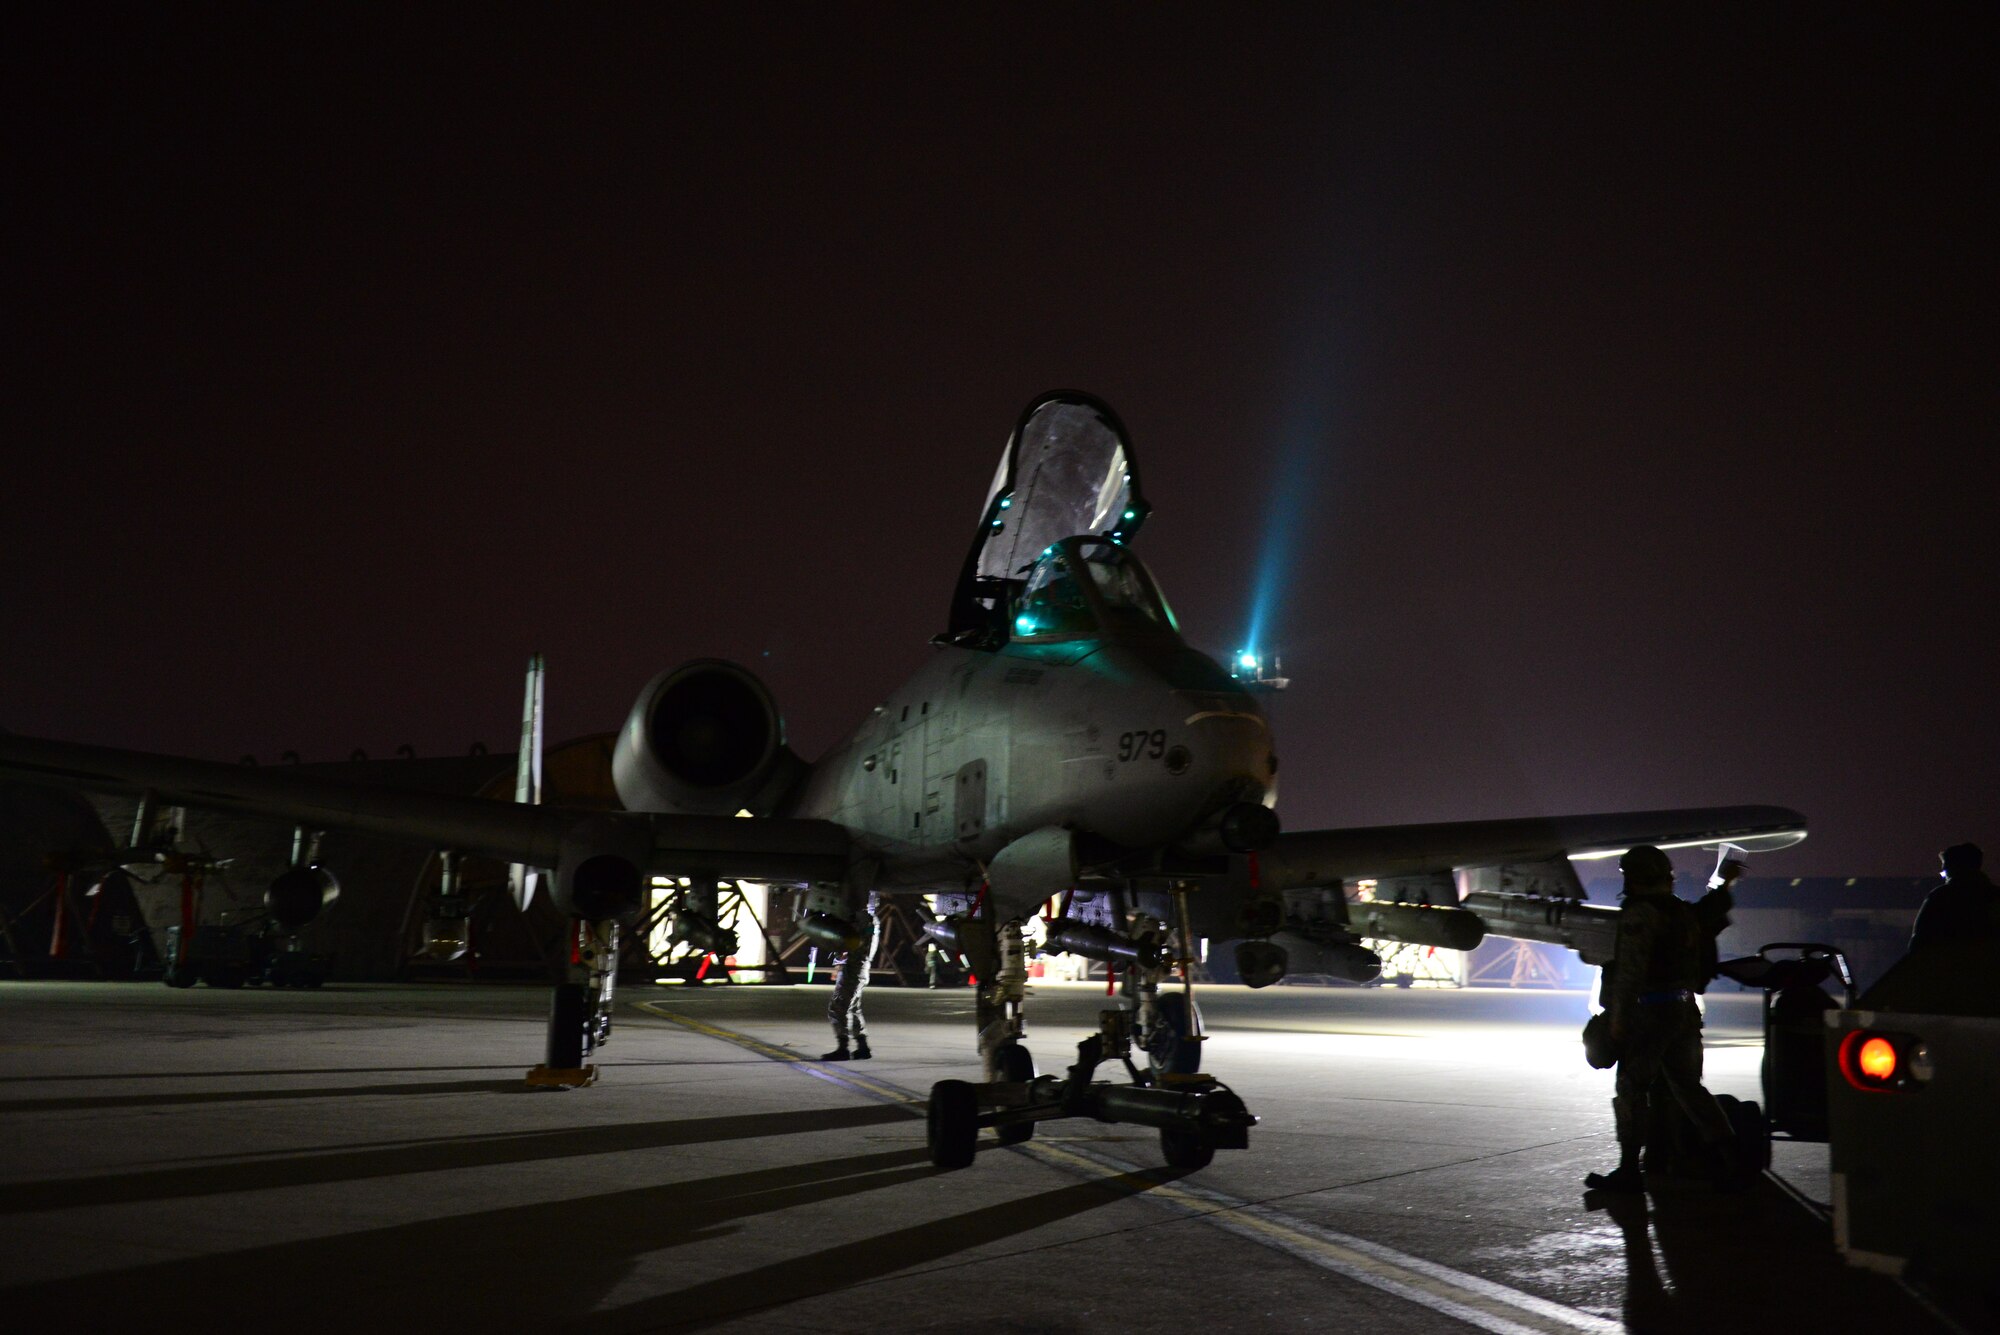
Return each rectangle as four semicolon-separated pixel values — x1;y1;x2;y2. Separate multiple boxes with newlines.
695;952;713;981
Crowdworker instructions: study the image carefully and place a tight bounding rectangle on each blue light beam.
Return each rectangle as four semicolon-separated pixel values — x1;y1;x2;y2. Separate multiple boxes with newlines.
1242;382;1334;662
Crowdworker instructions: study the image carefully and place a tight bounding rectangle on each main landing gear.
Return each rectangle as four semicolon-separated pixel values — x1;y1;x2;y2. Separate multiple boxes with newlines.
927;896;1256;1172
528;918;619;1089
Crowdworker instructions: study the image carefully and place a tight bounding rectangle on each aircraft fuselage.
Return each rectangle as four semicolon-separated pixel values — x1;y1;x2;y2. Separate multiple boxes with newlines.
788;635;1276;914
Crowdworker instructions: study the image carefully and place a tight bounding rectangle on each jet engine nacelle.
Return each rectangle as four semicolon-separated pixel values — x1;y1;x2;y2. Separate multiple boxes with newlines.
266;865;339;930
612;659;802;816
553;814;651;921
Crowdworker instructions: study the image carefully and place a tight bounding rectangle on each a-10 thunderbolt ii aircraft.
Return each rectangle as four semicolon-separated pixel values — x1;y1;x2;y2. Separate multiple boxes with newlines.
0;391;1806;1170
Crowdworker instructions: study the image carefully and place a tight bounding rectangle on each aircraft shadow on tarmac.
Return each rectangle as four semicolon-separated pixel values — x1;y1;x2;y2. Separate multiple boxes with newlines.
0;1103;921;1212
0;1076;528;1114
0;1145;1180;1335
0;1058;771;1086
0;1064;548;1083
595;1162;1186;1333
1585;1180;1935;1332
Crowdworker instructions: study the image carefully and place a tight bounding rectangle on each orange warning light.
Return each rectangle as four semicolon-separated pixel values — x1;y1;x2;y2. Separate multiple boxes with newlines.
1857;1036;1898;1081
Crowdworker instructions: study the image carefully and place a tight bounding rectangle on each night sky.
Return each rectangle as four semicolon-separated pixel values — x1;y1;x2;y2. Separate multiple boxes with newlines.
5;7;1992;876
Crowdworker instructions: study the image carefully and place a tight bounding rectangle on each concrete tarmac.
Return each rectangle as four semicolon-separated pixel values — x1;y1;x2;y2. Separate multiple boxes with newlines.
0;980;1938;1333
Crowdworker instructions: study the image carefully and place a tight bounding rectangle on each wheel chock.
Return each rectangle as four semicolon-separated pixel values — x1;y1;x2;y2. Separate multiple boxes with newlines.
525;1064;598;1089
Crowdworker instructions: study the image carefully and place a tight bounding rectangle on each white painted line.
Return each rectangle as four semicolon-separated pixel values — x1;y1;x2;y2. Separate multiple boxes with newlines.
638;1002;1617;1334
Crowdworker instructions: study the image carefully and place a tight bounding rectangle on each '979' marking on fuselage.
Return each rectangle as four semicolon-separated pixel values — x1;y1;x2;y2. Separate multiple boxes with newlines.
1118;730;1166;761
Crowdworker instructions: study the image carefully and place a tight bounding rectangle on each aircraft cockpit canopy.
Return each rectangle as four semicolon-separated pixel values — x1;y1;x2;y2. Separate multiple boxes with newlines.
944;391;1152;647
1011;538;1177;643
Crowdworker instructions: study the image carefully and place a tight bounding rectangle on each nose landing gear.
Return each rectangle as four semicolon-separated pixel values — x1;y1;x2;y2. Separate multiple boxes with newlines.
925;1018;1255;1172
928;889;1254;1172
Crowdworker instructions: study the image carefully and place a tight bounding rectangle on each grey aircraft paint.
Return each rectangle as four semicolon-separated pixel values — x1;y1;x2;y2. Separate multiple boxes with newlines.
0;390;1806;1009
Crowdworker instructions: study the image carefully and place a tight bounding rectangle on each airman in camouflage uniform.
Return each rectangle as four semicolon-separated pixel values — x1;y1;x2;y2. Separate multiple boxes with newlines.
821;893;882;1061
1585;845;1743;1194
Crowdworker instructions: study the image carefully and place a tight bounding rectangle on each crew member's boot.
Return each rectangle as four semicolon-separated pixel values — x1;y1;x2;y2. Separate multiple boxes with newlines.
1585;1097;1645;1194
852;1034;872;1060
821;1022;852;1062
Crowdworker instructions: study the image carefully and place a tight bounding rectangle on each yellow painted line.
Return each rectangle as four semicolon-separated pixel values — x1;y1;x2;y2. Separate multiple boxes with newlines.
631;1002;1616;1335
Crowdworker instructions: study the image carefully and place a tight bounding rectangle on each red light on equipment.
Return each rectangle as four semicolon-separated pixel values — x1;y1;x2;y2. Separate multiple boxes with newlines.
1839;1029;1924;1092
1856;1036;1897;1081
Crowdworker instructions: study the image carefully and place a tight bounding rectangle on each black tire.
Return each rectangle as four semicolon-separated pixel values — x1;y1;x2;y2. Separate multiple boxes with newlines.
1146;992;1204;1077
546;983;589;1070
1161;1125;1215;1171
995;1044;1035;1146
162;966;197;989
928;1079;980;1170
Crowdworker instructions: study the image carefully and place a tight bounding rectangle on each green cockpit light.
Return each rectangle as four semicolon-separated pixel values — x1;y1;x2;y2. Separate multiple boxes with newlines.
1010;537;1176;642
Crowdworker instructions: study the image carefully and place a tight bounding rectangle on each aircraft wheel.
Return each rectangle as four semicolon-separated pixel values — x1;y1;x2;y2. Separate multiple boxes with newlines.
995;1044;1035;1146
928;1079;979;1170
162;966;197;989
1161;1125;1215;1172
1146;992;1204;1077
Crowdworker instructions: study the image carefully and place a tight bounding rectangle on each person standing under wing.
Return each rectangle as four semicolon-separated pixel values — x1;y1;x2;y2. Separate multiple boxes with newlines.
822;892;882;1061
1586;845;1745;1193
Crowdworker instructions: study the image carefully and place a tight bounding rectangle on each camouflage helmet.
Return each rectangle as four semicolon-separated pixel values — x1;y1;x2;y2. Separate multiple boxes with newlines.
1582;1011;1619;1069
1618;845;1673;882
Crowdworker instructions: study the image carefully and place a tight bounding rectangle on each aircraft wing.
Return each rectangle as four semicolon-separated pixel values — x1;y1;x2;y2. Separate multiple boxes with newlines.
1233;805;1805;970
0;733;851;885
1258;804;1807;889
